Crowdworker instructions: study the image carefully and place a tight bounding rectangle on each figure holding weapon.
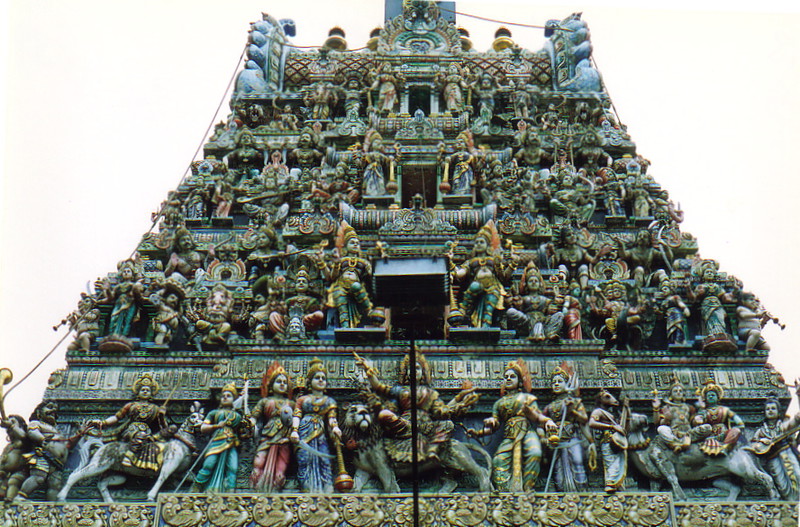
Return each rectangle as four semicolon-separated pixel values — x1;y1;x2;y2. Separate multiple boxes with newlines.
542;364;594;492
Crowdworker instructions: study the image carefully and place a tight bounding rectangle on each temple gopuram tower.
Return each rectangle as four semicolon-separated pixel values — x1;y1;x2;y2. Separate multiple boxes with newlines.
1;2;798;526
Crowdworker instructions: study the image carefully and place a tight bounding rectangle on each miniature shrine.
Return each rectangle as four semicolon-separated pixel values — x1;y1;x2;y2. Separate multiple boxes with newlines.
0;2;797;526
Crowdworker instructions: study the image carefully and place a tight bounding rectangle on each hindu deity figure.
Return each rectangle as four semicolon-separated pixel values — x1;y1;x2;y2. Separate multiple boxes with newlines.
692;379;744;456
440;132;479;195
510;79;539;119
658;280;690;345
435;64;470;113
279;265;325;340
749;396;800;500
361;130;399;197
290;358;343;493
65;295;101;353
451;221;515;328
736;292;771;351
355;352;478;464
614;229;671;287
164;227;205;282
194;383;246;492
588;280;646;349
588;390;628;492
245;225;282;282
513;122;550;178
467;359;556;491
651;377;706;453
227;128;264;174
8;401;78;502
150;280;185;346
319;221;380;329
249;274;283;341
506;263;563;341
91;374;171;472
0;414;29;501
192;283;235;345
99;259;144;340
250;363;295;492
542;366;593;492
304;81;338;120
368;63;403;114
687;262;737;353
549;172;595;224
339;75;366;120
551;226;597;290
288;127;324;171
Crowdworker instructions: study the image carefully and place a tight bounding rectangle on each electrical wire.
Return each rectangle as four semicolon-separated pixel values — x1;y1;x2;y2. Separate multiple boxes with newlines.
438;5;573;31
2;43;248;404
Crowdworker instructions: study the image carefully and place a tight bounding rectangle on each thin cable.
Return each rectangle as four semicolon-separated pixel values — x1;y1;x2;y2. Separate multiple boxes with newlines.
438;5;573;31
3;43;248;404
589;55;625;129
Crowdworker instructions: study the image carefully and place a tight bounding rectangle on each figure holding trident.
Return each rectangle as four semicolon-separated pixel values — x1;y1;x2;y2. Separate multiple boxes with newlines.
542;364;595;492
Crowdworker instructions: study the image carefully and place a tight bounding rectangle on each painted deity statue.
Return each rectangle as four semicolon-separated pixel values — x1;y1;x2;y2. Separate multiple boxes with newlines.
368;63;403;114
658;279;690;345
194;383;245;492
736;292;771;351
441;132;479;195
687;263;737;353
692;380;744;456
542;366;594;492
652;377;704;453
150;280;186;346
193;283;235;345
361;130;399;197
290;358;342;493
749;396;800;500
276;266;325;340
250;363;295;492
165;227;205;282
7;401;79;502
65;295;101;353
99;259;144;340
319;221;380;328
436;64;470;113
355;352;478;465
467;359;556;491
588;390;628;492
506;263;564;341
91;374;170;472
452;221;515;328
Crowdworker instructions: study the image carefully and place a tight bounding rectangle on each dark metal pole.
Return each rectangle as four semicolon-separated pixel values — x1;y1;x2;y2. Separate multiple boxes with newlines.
409;331;419;527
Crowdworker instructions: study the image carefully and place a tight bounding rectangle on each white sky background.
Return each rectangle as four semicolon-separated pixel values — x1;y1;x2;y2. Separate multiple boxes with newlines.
2;0;800;419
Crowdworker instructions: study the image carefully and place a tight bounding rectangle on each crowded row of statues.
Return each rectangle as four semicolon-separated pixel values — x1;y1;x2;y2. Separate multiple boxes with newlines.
2;363;797;502
200;117;641;219
64;216;777;354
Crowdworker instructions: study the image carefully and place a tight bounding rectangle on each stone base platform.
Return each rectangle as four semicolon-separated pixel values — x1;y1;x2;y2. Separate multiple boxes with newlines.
1;493;797;527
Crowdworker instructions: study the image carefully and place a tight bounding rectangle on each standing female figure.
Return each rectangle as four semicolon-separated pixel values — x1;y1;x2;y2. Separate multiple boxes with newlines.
468;359;556;491
290;358;342;493
250;363;295;492
195;383;244;492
